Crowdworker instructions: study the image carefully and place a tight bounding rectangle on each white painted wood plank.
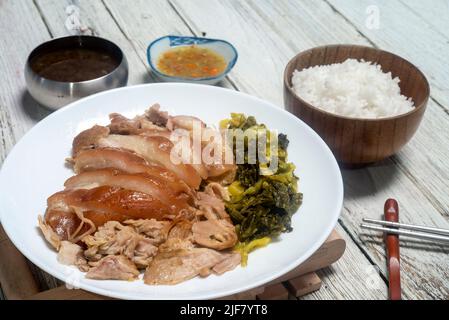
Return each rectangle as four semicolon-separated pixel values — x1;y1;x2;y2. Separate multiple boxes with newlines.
34;0;449;219
0;0;58;293
34;0;232;88
0;0;54;163
391;103;449;217
317;0;449;227
101;0;234;90
0;0;188;296
342;165;449;299
170;0;367;105
168;0;389;300
172;0;295;104
241;0;449;225
35;0;156;85
97;0;389;300
301;224;388;300
1;0;444;300
328;0;449;109
3;0;383;300
6;0;232;295
171;0;449;299
398;0;449;38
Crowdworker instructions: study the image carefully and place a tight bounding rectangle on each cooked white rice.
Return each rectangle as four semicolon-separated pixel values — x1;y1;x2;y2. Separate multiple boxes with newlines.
291;59;414;119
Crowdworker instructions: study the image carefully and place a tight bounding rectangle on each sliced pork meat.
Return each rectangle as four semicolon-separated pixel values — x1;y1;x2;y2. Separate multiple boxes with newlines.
83;221;138;258
72;148;192;196
72;126;203;188
72;125;110;156
168;220;193;240
133;238;159;268
124;219;171;245
109;113;173;136
100;134;208;181
159;238;194;251
109;116;209;180
203;182;230;201
50;186;177;218
109;113;143;135
73;148;146;173
212;252;241;275
143;239;225;285
167;115;206;131
145;104;169;127
97;135;201;189
195;192;229;221
138;129;173;140
86;255;139;281
206;165;237;186
139;118;169;132
63;169;190;211
189;164;209;180
192;219;237;250
207;163;236;180
57;241;88;271
45;186;180;238
83;221;158;269
39;105;245;286
38;215;61;250
43;209;91;242
57;241;83;265
199;127;236;181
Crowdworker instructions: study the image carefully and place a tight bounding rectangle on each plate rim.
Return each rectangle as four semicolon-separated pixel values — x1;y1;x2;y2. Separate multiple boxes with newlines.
0;83;343;300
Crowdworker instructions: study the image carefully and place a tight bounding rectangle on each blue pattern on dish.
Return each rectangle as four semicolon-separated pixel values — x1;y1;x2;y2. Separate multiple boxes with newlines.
168;36;216;46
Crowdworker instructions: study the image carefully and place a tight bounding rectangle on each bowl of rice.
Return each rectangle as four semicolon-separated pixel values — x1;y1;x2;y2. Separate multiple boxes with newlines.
284;45;429;165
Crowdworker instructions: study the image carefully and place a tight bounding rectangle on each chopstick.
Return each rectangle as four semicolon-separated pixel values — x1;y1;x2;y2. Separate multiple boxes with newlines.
361;220;449;243
362;199;449;300
384;199;401;300
362;218;449;236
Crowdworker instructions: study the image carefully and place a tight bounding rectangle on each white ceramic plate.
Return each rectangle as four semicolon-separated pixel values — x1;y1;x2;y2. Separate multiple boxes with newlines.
0;83;343;300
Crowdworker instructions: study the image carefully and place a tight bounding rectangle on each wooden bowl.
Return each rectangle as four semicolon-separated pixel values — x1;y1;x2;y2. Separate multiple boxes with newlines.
284;45;429;166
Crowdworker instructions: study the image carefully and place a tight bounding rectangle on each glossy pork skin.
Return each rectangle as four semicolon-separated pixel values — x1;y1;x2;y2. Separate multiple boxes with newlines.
46;186;178;240
97;134;202;189
64;168;191;209
71;126;202;189
72;148;192;195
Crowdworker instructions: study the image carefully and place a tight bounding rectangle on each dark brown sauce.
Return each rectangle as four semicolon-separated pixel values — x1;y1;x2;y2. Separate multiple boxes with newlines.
31;48;119;82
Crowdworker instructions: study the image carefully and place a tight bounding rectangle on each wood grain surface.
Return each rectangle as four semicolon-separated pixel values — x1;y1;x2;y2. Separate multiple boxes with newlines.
0;0;448;299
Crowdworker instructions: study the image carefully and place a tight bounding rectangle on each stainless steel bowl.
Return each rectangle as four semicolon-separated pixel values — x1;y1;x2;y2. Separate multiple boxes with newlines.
25;35;128;110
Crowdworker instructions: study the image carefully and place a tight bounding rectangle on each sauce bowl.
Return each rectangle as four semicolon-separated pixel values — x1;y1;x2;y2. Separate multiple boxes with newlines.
147;35;238;85
25;35;128;110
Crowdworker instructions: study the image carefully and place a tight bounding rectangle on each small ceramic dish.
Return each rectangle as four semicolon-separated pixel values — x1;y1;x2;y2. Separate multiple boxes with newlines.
147;35;238;85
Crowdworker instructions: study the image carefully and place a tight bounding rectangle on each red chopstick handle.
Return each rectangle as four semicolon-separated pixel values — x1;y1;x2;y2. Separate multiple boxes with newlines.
384;199;401;300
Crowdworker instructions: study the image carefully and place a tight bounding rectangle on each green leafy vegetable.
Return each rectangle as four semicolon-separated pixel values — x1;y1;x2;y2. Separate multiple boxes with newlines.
234;237;271;266
223;113;303;242
235;164;259;188
278;133;289;150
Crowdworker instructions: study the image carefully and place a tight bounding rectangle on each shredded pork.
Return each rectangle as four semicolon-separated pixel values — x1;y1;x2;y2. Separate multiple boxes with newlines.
192;219;237;250
143;239;224;285
86;255;139;281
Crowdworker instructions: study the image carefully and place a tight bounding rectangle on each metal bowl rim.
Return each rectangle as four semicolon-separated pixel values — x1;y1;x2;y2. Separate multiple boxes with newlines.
25;35;127;85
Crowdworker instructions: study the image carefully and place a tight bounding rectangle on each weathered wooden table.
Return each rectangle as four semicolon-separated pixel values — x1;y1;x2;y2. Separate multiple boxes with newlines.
1;0;448;300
